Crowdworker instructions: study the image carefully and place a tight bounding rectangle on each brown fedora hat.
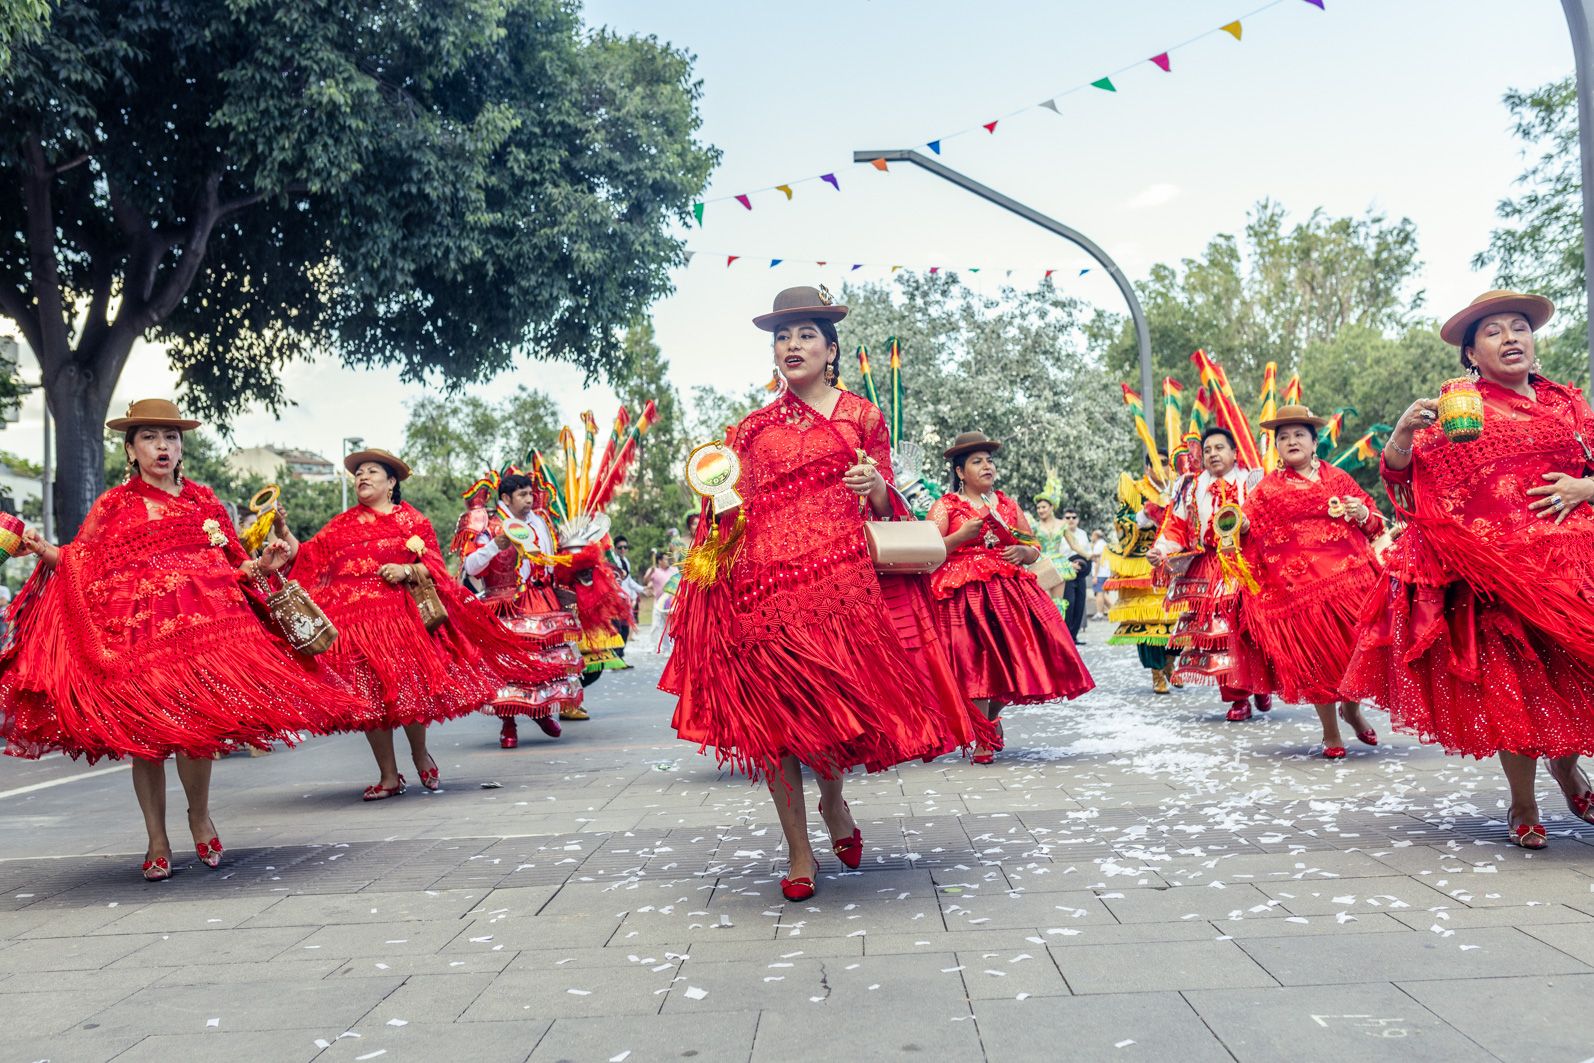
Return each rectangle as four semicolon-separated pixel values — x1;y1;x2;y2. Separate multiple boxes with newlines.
105;398;201;432
1440;289;1554;346
1259;403;1328;431
752;285;849;331
344;447;412;481
943;431;1002;462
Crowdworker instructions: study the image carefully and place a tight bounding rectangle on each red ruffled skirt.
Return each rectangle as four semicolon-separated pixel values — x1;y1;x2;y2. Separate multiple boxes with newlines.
664;570;996;781
932;572;1094;705
1233;565;1379;705
1342;577;1594;759
1166;552;1241;684
317;579;563;732
477;586;584;721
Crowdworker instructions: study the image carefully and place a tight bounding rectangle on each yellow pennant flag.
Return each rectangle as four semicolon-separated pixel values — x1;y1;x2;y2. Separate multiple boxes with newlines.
1220;20;1242;40
776;184;793;200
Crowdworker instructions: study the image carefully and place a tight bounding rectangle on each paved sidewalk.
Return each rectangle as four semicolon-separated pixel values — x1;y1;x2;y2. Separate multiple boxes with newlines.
3;640;1594;1063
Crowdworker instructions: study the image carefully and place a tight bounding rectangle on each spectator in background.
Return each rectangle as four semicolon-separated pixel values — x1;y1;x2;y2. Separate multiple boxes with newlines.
611;535;643;625
1090;529;1110;619
1060;507;1092;643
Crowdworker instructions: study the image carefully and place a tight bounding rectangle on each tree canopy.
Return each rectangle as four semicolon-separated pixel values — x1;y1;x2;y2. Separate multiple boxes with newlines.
1;0;717;538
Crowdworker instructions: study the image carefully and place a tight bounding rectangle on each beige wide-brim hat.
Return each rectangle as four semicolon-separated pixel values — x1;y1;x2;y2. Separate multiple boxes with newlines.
105;398;201;432
752;285;849;331
1259;403;1329;431
943;431;1003;462
344;448;412;481
1439;289;1555;347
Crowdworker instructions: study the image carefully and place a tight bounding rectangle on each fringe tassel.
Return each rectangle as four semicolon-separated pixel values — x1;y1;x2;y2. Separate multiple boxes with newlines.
682;510;747;587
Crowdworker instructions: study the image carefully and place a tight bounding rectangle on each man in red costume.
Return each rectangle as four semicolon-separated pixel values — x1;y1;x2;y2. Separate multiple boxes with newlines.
460;472;584;745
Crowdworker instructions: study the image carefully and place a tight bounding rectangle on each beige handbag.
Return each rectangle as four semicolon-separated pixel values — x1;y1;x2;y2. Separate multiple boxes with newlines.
259;577;338;656
1028;556;1066;593
406;565;449;633
864;519;947;574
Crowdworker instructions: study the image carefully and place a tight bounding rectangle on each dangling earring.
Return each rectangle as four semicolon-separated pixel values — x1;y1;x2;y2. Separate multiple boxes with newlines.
173;460;183;487
823;362;837;386
125;456;137;483
1464;358;1481;382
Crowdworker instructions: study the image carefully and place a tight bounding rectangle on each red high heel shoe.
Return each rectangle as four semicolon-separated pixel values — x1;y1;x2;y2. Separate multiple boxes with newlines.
534;715;562;739
1322;746;1347;760
141;856;171;882
1509;821;1548;849
780;876;816;902
195;835;224;869
819;800;863;870
363;774;407;801
416;757;441;792
499;719;519;749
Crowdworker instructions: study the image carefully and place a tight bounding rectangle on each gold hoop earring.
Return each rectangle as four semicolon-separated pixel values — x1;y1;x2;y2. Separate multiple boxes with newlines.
823;364;836;385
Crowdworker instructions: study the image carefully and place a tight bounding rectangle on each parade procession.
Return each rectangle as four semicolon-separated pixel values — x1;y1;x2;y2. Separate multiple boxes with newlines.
4;2;1594;1061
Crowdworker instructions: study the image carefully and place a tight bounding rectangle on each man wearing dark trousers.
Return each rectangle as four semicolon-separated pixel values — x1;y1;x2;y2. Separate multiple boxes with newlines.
1061;508;1091;643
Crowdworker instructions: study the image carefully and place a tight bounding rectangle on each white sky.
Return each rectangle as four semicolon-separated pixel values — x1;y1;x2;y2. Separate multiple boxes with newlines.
0;0;1576;468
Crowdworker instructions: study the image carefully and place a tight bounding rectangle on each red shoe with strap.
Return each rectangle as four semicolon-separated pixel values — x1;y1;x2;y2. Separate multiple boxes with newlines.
1510;822;1548;849
195;835;224;869
818;800;864;870
363;774;407;801
780;876;816;901
1322;746;1347;760
416;757;441;792
141;856;171;882
499;719;519;749
1568;791;1594;825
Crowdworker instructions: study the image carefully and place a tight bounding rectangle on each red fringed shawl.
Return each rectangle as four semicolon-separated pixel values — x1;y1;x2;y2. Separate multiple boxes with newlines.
293;503;562;730
0;479;356;761
1232;463;1384;704
1342;377;1594;757
662;389;993;779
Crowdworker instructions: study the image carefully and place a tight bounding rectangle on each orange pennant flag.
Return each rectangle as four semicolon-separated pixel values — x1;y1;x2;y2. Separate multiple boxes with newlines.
775;184;793;200
870;158;889;172
1220;20;1242;40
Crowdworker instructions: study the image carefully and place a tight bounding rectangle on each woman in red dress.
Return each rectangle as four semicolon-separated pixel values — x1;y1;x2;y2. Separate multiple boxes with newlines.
1343;290;1594;848
928;433;1095;763
1231;405;1383;759
0;399;356;880
664;286;993;901
281;449;563;800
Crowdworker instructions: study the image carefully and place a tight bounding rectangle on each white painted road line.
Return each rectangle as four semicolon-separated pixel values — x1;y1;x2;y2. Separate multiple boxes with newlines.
0;761;131;800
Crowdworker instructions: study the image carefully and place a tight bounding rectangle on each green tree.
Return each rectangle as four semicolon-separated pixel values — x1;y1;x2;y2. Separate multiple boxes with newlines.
841;273;1135;529
1093;200;1425;403
0;0;48;71
605;321;691;562
400;386;563;536
1473;76;1587;385
1;0;717;540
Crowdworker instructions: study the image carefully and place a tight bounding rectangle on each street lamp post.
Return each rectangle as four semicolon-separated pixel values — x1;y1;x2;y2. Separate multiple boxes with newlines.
340;436;364;511
853;149;1159;452
1564;0;1594;392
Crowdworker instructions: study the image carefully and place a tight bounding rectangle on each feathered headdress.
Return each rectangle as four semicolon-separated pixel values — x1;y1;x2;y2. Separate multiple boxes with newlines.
529;402;660;546
1034;468;1063;510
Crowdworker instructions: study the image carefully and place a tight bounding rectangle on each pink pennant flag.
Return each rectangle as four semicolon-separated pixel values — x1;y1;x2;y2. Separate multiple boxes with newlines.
1150;52;1171;72
816;261;827;267
726;255;739;268
929;266;940;274
734;194;752;210
983;121;998;134
1044;269;1055;279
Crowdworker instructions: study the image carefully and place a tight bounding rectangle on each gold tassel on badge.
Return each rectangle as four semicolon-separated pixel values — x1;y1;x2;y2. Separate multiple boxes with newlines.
239;485;281;554
1211;502;1259;594
681;439;748;587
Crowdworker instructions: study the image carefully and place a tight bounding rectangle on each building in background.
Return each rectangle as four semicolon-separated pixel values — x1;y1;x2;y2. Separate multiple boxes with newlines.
226;445;338;483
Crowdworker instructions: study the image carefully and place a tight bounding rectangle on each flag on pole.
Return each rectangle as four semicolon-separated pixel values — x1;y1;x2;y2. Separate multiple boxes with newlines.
1257;361;1279;471
888;337;903;449
1316;406;1358;458
1162;377;1185;465
1331;425;1392;470
1282;373;1301;405
1189;350;1263;468
855;345;880;411
1121;383;1167;482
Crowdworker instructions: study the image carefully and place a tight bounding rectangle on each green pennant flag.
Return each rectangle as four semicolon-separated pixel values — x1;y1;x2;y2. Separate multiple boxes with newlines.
1091;77;1116;92
692;202;704;226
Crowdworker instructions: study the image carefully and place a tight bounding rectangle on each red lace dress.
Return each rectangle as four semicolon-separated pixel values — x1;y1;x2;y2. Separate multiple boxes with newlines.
1231;463;1384;704
293;503;564;730
1341;377;1594;757
0;479;356;761
662;389;993;780
927;492;1094;704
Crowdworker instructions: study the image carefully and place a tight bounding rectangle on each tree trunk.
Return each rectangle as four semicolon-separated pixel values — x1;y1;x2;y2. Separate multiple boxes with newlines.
46;354;122;542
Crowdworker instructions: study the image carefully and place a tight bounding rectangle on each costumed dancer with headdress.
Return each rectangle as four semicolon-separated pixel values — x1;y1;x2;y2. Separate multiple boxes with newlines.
1031;473;1078;608
664;286;995;902
1105;457;1186;695
928;432;1095;763
1148;425;1271;721
0;399;363;880
278;448;565;800
1228;405;1383;758
1344;291;1594;849
456;469;585;748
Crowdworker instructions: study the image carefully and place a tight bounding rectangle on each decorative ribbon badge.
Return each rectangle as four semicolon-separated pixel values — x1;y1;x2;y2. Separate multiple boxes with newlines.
685;441;744;516
1326;495;1346;519
1211;502;1258;593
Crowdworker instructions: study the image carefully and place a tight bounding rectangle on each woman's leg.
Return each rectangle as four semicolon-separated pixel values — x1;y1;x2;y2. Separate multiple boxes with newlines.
173;752;217;847
1338;701;1374;740
815;773;858;843
1500;751;1542;838
1546;753;1594;821
365;728;402;788
768;755;816;882
1315;704;1343;747
131;758;170;863
403;723;432;771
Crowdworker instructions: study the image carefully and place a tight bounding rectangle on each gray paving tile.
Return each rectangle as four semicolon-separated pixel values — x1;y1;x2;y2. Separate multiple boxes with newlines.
1238;925;1593;985
1186;981;1495;1062
0;1030;141;1063
112;1028;326;1063
314;1020;550;1062
530;1010;759;1063
750;1001;985;1062
1052;938;1278;994
0;931;158;973
974;993;1234;1062
82;975;406;1034
460;966;677;1021
241;888;485;927
1097;883;1287;924
1401;972;1594;1062
111;925;316;968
